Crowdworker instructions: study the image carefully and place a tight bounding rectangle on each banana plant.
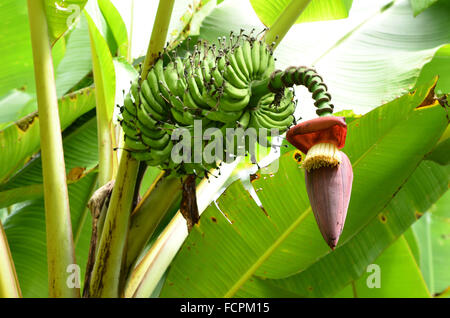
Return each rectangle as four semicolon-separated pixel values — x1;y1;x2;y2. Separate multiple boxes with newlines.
0;0;449;299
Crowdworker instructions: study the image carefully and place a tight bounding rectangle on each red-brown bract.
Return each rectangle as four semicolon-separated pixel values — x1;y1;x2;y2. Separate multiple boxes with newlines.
286;116;353;249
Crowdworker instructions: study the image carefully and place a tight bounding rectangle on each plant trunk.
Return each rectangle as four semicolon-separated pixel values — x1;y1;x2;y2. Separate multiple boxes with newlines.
27;0;79;298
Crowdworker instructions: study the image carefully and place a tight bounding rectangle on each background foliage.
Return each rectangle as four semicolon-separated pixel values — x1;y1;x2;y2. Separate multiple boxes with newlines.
0;0;448;298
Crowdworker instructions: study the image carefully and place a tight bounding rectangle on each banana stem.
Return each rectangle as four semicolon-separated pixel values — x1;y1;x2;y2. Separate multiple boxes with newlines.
249;77;271;102
27;0;79;298
264;0;312;48
88;151;139;297
0;221;21;298
124;172;183;275
251;67;334;116
88;0;176;297
124;160;240;298
140;0;175;82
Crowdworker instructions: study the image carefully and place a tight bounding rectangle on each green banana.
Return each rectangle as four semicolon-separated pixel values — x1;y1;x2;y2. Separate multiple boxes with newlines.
146;69;166;106
154;59;172;101
137;103;159;128
223;64;247;89
258;41;269;78
217;93;250;112
227;51;247;83
254;110;294;129
242;40;253;78
136;120;165;139
234;45;250;79
130;81;140;107
121;119;139;139
202;108;243;123
223;81;250;100
149;139;173;160
259;104;294;121
141;133;170;150
141;94;166;121
251;40;260;77
120;107;136;124
237;110;251;129
140;81;166;115
187;76;209;109
124;94;137;116
164;62;182;97
171;108;193;126
125;135;149;151
210;66;224;88
183;89;203;111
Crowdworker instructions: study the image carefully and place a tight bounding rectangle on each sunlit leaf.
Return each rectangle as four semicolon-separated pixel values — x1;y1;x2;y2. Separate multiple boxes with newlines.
0;87;96;183
237;159;449;297
85;11;116;122
98;0;128;57
160;81;448;297
0;0;65;97
55;14;93;97
333;236;431;297
3;172;96;297
412;190;450;295
250;0;353;26
415;44;450;95
0;91;35;130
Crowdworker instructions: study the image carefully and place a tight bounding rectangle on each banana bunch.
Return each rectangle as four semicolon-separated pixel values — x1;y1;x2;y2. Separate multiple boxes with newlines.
120;33;298;176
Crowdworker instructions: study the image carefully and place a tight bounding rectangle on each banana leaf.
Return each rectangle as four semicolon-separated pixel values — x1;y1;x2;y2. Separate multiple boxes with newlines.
159;80;449;297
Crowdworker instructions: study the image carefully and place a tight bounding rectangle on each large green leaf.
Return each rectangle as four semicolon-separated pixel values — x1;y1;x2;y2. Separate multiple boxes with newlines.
55;14;93;97
250;0;353;26
412;190;450;295
85;11;116;122
199;0;450;118
98;0;128;57
0;0;65;98
236;159;449;297
159;81;448;297
0;91;35;130
1;113;99;297
3;172;96;297
333;235;431;297
0;115;99;208
415;44;450;95
0;87;96;183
